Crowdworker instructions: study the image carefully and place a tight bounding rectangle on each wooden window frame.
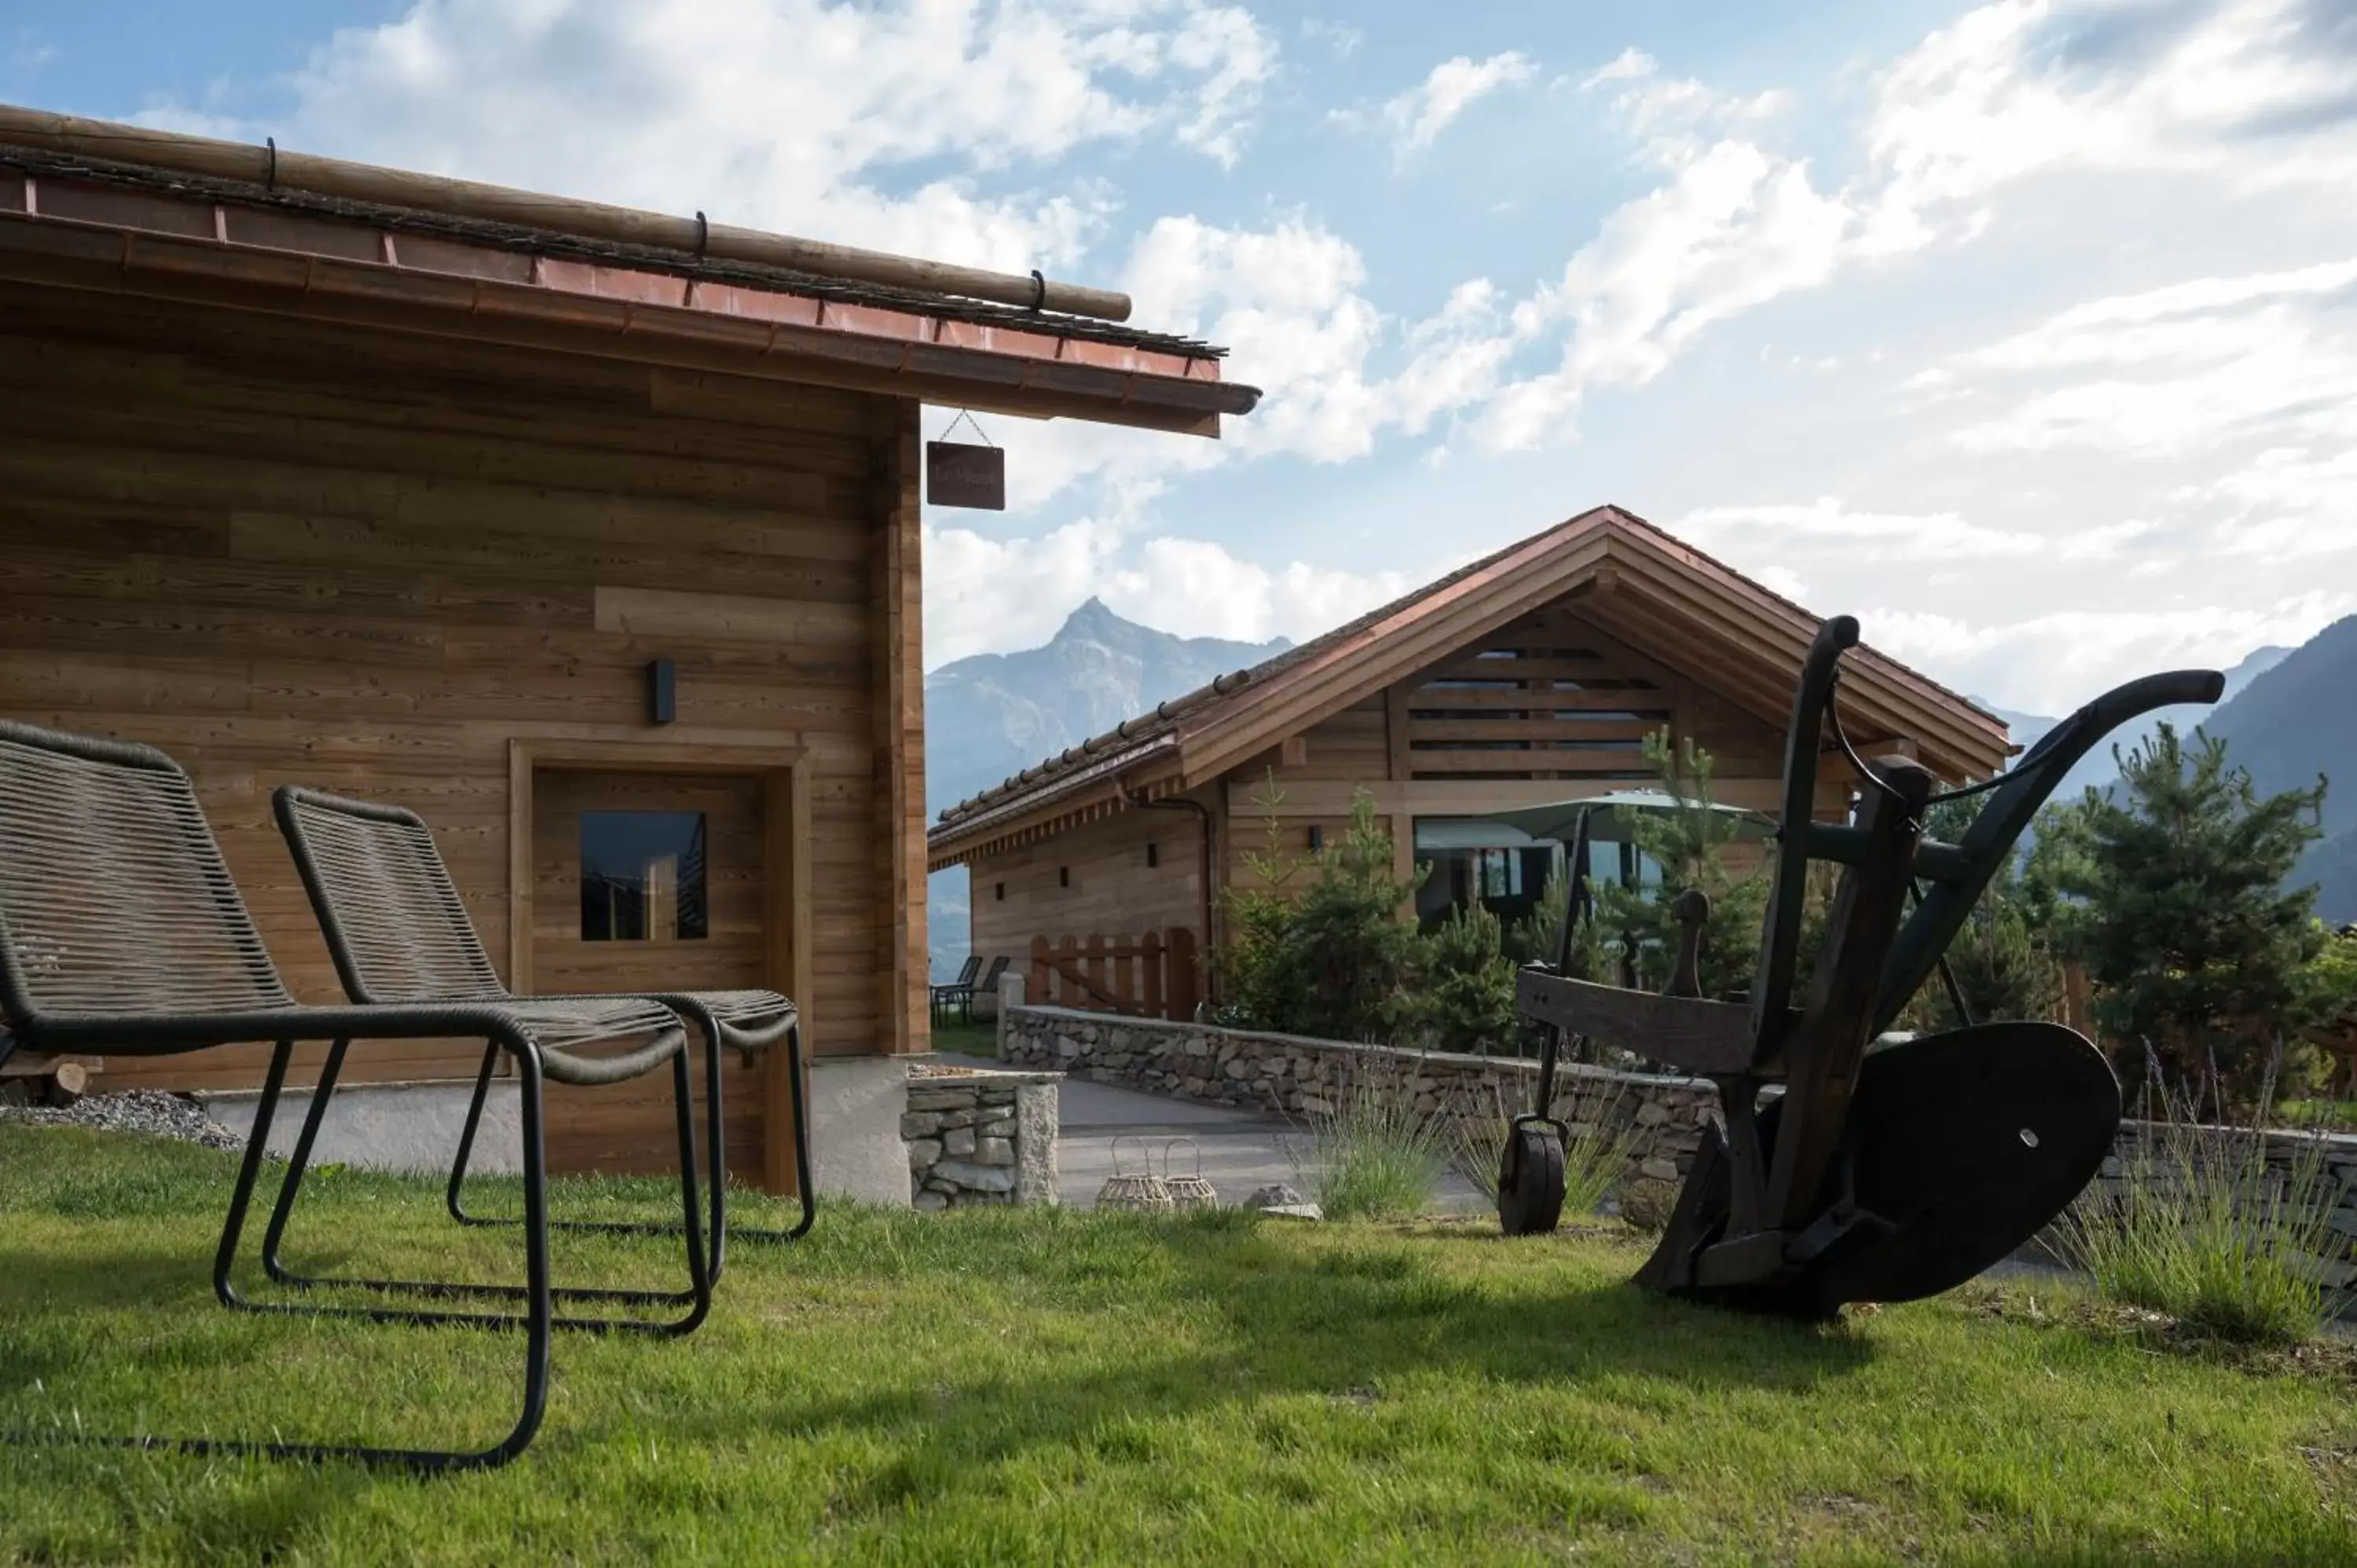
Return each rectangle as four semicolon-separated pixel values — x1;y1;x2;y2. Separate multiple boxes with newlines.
507;738;812;1193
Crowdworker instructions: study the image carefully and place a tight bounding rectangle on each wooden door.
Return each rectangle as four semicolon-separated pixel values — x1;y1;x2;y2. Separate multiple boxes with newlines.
531;768;769;1180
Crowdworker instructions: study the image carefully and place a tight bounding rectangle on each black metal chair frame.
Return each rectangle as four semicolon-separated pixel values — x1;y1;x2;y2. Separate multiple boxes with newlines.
929;953;984;1027
272;786;813;1284
0;724;710;1474
931;954;1010;1029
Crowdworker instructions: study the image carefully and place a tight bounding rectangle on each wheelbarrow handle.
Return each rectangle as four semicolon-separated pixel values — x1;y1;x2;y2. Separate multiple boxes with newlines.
1750;614;1860;1054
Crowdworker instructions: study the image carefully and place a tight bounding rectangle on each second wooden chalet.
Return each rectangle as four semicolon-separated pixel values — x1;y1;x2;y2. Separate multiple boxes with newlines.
926;506;2012;1012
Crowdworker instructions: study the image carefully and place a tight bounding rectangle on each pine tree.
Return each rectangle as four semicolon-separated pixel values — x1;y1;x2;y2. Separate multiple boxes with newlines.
2033;723;2327;1105
1213;782;1424;1042
1595;732;1769;1000
1281;791;1426;1042
1417;899;1519;1055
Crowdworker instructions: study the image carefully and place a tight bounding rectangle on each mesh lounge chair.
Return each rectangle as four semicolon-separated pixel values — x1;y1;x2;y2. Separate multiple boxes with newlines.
272;786;810;1280
0;722;709;1472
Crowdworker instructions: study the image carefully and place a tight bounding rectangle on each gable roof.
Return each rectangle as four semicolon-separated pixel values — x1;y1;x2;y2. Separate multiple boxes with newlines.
927;505;2011;863
0;103;1256;437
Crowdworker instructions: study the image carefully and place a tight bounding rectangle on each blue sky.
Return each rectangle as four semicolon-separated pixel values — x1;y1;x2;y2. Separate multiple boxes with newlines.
11;0;2355;715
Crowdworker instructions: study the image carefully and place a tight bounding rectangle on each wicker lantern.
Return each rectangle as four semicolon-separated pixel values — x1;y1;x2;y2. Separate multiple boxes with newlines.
1095;1136;1175;1212
1161;1138;1220;1210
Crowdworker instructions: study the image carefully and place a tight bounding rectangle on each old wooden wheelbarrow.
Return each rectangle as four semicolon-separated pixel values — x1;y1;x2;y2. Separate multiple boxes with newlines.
1499;615;2224;1318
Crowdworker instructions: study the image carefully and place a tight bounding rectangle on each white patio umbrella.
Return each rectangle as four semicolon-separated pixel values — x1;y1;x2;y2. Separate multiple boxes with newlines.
1484;789;1777;845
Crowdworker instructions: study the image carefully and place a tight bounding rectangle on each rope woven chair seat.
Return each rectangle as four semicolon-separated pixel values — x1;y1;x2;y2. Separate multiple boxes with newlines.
492;995;686;1087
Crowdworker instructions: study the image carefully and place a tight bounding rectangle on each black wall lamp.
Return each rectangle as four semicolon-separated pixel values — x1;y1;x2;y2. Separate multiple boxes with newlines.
647;658;676;725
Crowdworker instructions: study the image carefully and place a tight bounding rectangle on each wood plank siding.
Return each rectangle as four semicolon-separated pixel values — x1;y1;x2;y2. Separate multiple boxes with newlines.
967;801;1209;976
0;280;930;1176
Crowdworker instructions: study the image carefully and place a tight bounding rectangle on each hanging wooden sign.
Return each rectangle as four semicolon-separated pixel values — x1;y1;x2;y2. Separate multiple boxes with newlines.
926;439;1005;510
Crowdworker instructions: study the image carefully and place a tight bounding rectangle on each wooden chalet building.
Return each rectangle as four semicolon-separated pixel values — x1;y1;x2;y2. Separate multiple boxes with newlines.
0;104;1255;1188
928;507;2012;1012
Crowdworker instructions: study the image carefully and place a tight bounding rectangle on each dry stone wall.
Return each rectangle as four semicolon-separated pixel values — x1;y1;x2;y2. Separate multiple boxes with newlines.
998;1003;1722;1185
1002;996;2357;1297
903;1065;1060;1210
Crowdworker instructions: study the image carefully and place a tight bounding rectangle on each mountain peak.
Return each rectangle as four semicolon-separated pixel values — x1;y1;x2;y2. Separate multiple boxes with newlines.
1059;595;1120;634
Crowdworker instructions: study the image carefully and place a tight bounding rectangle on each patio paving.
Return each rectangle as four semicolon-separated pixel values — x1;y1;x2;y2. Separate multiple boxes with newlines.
939;1050;1486;1212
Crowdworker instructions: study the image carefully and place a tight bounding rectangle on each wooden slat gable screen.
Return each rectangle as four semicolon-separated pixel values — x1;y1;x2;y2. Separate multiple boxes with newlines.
1403;606;1677;782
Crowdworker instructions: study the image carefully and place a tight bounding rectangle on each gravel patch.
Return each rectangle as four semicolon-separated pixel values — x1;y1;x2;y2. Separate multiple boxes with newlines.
0;1089;245;1152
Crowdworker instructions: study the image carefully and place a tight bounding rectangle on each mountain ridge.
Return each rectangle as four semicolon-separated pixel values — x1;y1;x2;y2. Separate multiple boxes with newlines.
925;599;1292;976
1989;630;2348;921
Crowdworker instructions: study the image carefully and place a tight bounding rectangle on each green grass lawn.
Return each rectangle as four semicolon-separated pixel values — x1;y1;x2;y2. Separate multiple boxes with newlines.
928;1018;998;1059
4;1126;2356;1565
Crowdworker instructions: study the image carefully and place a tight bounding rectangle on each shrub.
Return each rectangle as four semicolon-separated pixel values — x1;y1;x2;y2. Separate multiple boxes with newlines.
1215;781;1423;1042
1417;900;1519;1055
1284;796;1426;1042
2053;1056;2345;1344
1213;771;1310;1031
1290;1075;1451;1221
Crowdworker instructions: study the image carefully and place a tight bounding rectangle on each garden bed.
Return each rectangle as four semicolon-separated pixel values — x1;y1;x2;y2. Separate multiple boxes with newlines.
4;1123;2355;1563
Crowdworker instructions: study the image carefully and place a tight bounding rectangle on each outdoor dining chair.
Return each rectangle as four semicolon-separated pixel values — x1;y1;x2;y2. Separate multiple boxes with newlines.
962;954;1013;1022
930;953;982;1027
0;721;710;1472
272;786;811;1282
932;953;1009;1028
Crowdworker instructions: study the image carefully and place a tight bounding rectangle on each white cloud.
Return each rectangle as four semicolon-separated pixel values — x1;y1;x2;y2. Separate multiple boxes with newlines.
1862;0;2357;253
2198;446;2357;559
1473;1;2357;454
1106;537;1417;643
1864;590;2355;714
1676;497;2146;563
1479;140;1852;449
1300;16;1362;58
1578;47;1792;170
1381;50;1536;154
1927;258;2357;456
922;515;1420;665
148;0;1277;270
924;515;1128;668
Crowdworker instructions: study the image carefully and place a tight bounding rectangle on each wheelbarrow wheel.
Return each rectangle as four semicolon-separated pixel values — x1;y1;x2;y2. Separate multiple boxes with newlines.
1497;1122;1567;1236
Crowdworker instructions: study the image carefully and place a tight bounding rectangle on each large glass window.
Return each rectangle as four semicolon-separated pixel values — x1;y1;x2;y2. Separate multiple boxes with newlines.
1409;817;1662;930
581;811;709;942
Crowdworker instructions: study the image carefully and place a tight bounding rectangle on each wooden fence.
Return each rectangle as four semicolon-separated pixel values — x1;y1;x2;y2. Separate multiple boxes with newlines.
1027;928;1200;1021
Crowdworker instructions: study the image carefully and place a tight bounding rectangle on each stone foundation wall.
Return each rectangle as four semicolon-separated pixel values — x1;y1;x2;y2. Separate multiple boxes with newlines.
999;1004;1721;1185
902;1066;1060;1211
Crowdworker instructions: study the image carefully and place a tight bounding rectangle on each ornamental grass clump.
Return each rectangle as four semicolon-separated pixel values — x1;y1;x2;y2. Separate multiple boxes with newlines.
1292;1075;1451;1221
2055;1055;2345;1345
1451;1080;1634;1222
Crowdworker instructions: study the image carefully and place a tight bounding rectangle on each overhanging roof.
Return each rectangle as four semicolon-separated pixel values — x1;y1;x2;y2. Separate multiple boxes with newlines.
928;505;2013;866
0;104;1259;438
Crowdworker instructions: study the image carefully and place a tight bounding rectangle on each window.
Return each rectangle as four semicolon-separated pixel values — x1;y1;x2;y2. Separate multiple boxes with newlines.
1146;842;1160;869
995;881;1006;901
580;811;708;942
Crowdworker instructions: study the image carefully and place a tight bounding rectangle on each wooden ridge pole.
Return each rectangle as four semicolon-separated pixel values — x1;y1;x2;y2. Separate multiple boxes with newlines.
0;102;1135;322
